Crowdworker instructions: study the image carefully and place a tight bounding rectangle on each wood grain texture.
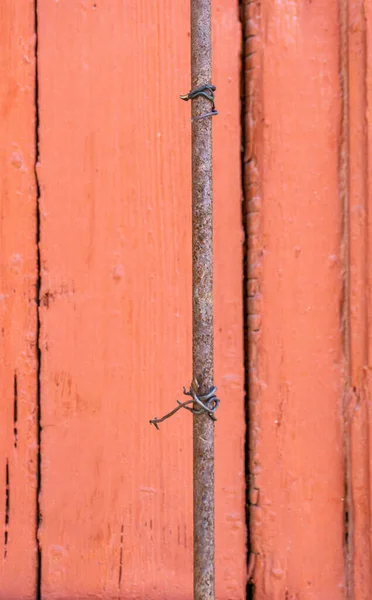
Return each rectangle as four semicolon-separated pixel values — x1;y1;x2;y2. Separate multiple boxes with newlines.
37;1;245;598
367;5;372;600
345;0;372;597
244;1;346;597
0;1;38;597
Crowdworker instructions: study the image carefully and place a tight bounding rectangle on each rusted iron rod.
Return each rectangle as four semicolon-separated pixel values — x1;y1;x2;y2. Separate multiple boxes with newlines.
191;1;215;599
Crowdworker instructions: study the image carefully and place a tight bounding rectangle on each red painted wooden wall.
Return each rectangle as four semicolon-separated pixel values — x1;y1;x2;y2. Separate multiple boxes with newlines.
3;1;372;599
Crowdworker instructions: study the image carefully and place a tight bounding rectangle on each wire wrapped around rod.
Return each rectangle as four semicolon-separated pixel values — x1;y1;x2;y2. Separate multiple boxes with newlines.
180;83;218;121
149;380;220;430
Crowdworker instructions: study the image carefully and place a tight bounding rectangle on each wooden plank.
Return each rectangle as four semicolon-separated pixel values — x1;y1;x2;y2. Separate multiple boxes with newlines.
347;0;372;597
244;0;346;597
367;2;372;599
0;1;38;597
213;2;246;598
37;1;245;598
367;1;372;598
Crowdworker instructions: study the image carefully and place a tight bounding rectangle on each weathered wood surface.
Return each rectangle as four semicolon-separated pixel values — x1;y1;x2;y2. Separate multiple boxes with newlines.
36;1;245;598
0;1;38;598
244;0;345;597
244;0;372;598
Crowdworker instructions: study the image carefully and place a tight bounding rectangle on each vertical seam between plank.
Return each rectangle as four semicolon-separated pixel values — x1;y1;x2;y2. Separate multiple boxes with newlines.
238;1;251;599
34;0;42;598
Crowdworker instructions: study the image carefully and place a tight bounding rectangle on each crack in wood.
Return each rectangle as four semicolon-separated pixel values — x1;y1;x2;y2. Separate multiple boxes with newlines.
13;373;18;449
118;523;124;589
4;461;9;559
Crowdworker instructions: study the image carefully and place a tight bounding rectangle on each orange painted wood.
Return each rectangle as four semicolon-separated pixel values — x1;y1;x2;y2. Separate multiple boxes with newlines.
37;1;245;598
345;0;372;597
367;5;372;600
244;1;346;597
0;1;38;597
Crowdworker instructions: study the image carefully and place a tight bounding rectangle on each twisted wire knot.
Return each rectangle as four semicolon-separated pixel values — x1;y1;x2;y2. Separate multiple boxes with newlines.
180;84;218;121
150;379;220;430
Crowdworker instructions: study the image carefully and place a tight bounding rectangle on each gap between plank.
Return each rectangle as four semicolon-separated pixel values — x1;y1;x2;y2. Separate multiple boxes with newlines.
34;0;42;598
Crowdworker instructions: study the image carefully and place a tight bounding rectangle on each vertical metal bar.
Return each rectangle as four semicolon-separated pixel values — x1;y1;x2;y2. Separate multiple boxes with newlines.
191;1;215;600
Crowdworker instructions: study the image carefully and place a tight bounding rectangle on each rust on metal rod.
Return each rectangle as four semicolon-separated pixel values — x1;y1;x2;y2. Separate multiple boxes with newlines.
191;1;215;599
